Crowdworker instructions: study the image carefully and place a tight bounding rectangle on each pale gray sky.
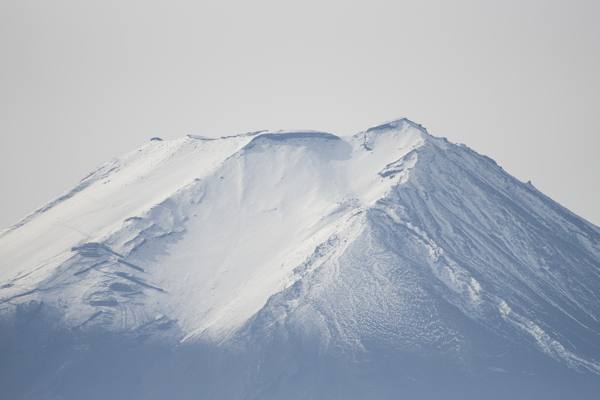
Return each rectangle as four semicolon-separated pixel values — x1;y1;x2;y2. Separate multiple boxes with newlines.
1;0;599;230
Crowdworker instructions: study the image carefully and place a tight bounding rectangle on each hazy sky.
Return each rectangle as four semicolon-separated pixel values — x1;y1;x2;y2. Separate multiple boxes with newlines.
1;0;599;230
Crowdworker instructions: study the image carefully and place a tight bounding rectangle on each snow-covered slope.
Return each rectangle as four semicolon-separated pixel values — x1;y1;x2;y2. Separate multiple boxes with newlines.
1;119;600;399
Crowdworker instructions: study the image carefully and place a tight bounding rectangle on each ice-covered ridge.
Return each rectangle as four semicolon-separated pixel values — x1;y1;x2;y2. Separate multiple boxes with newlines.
0;133;257;282
250;130;340;141
364;117;428;134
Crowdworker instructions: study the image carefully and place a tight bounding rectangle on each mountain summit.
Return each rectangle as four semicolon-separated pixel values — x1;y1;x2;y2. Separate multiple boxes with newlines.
1;119;599;399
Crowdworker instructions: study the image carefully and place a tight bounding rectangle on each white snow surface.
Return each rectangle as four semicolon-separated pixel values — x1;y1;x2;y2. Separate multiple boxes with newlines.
0;120;423;339
2;118;600;374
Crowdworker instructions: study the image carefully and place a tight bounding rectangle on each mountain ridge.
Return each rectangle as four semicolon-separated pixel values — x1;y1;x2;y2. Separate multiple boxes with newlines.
1;118;599;399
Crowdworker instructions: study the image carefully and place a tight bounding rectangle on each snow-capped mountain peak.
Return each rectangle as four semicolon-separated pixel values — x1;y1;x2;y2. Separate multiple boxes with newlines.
1;119;599;399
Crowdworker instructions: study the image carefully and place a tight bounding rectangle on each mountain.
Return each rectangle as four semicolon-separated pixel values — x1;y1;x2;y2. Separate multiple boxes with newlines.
1;119;599;399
